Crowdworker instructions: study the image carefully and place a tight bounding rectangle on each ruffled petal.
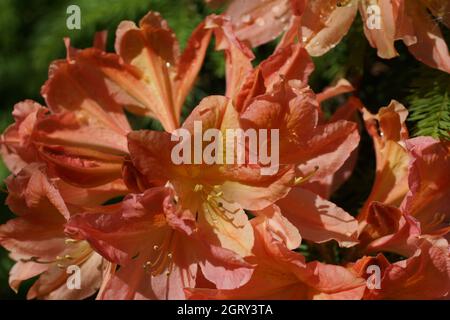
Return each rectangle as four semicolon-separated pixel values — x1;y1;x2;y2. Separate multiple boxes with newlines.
276;188;358;247
400;137;450;233
226;0;295;48
205;15;255;98
301;0;358;56
358;101;410;222
402;1;450;73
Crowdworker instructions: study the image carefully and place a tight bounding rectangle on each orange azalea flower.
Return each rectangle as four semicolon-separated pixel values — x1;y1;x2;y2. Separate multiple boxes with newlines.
222;0;450;73
358;104;449;240
205;15;360;201
0;164;105;299
215;29;361;247
65;187;253;300
357;202;422;257
186;210;366;299
400;136;450;235
352;238;449;299
102;12;212;132
1;35;132;190
0;34;131;299
357;100;410;225
0;101;129;204
223;0;307;48
355;101;416;254
126;95;294;257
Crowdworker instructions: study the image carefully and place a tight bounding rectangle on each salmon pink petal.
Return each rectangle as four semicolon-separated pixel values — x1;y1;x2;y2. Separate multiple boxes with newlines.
127;130;175;185
115;12;213;128
67;194;198;301
297;120;360;199
56;179;128;207
0;101;45;174
189;213;364;300
42;41;131;136
226;0;296;48
0;164;96;295
115;12;180;130
359;0;398;59
301;0;358;56
98;251;197;300
316;79;354;104
401;137;450;233
197;198;255;257
254;204;302;250
251;212;305;268
361;239;450;299
361;202;421;256
358;101;410;221
403;1;450;73
0;165;69;266
27;252;103;300
33;112;127;188
276;188;359;248
299;261;366;300
240;80;319;164
129;95;296;211
65;188;174;265
220;168;295;211
205;15;255;98
4;164;70;220
236;44;314;112
175;22;213;116
8;261;49;293
197;242;254;290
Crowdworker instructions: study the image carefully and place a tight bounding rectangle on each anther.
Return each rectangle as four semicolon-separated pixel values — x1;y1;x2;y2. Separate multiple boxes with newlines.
194;184;203;192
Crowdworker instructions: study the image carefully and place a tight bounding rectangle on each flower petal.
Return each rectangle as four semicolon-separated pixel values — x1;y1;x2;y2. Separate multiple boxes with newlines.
301;0;358;56
401;137;450;233
276;188;359;247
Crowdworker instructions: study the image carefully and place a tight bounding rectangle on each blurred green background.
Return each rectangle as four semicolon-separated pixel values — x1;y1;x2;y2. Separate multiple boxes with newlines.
0;0;449;299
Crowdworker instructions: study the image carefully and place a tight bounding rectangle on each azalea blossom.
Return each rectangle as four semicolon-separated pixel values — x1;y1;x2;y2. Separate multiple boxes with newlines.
0;164;105;299
357;102;449;248
352;237;449;299
1;6;449;301
221;0;450;73
0;35;132;299
187;210;366;300
99;12;212;132
210;20;362;247
126;95;294;258
65;186;253;299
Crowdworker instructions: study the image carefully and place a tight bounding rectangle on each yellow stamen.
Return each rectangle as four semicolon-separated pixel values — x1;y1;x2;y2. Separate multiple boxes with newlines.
194;184;203;193
293;166;319;186
65;239;79;244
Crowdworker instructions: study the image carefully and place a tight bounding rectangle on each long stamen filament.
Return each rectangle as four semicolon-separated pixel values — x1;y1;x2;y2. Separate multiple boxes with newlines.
143;231;175;277
294;166;319;186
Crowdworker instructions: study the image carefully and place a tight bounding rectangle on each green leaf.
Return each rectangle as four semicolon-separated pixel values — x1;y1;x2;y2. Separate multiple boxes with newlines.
407;68;450;140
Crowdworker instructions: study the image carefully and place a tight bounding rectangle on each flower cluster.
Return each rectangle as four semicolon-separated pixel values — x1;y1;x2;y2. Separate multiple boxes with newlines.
0;6;449;300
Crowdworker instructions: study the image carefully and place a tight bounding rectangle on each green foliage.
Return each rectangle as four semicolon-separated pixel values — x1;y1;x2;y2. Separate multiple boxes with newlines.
0;0;210;112
407;68;450;139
